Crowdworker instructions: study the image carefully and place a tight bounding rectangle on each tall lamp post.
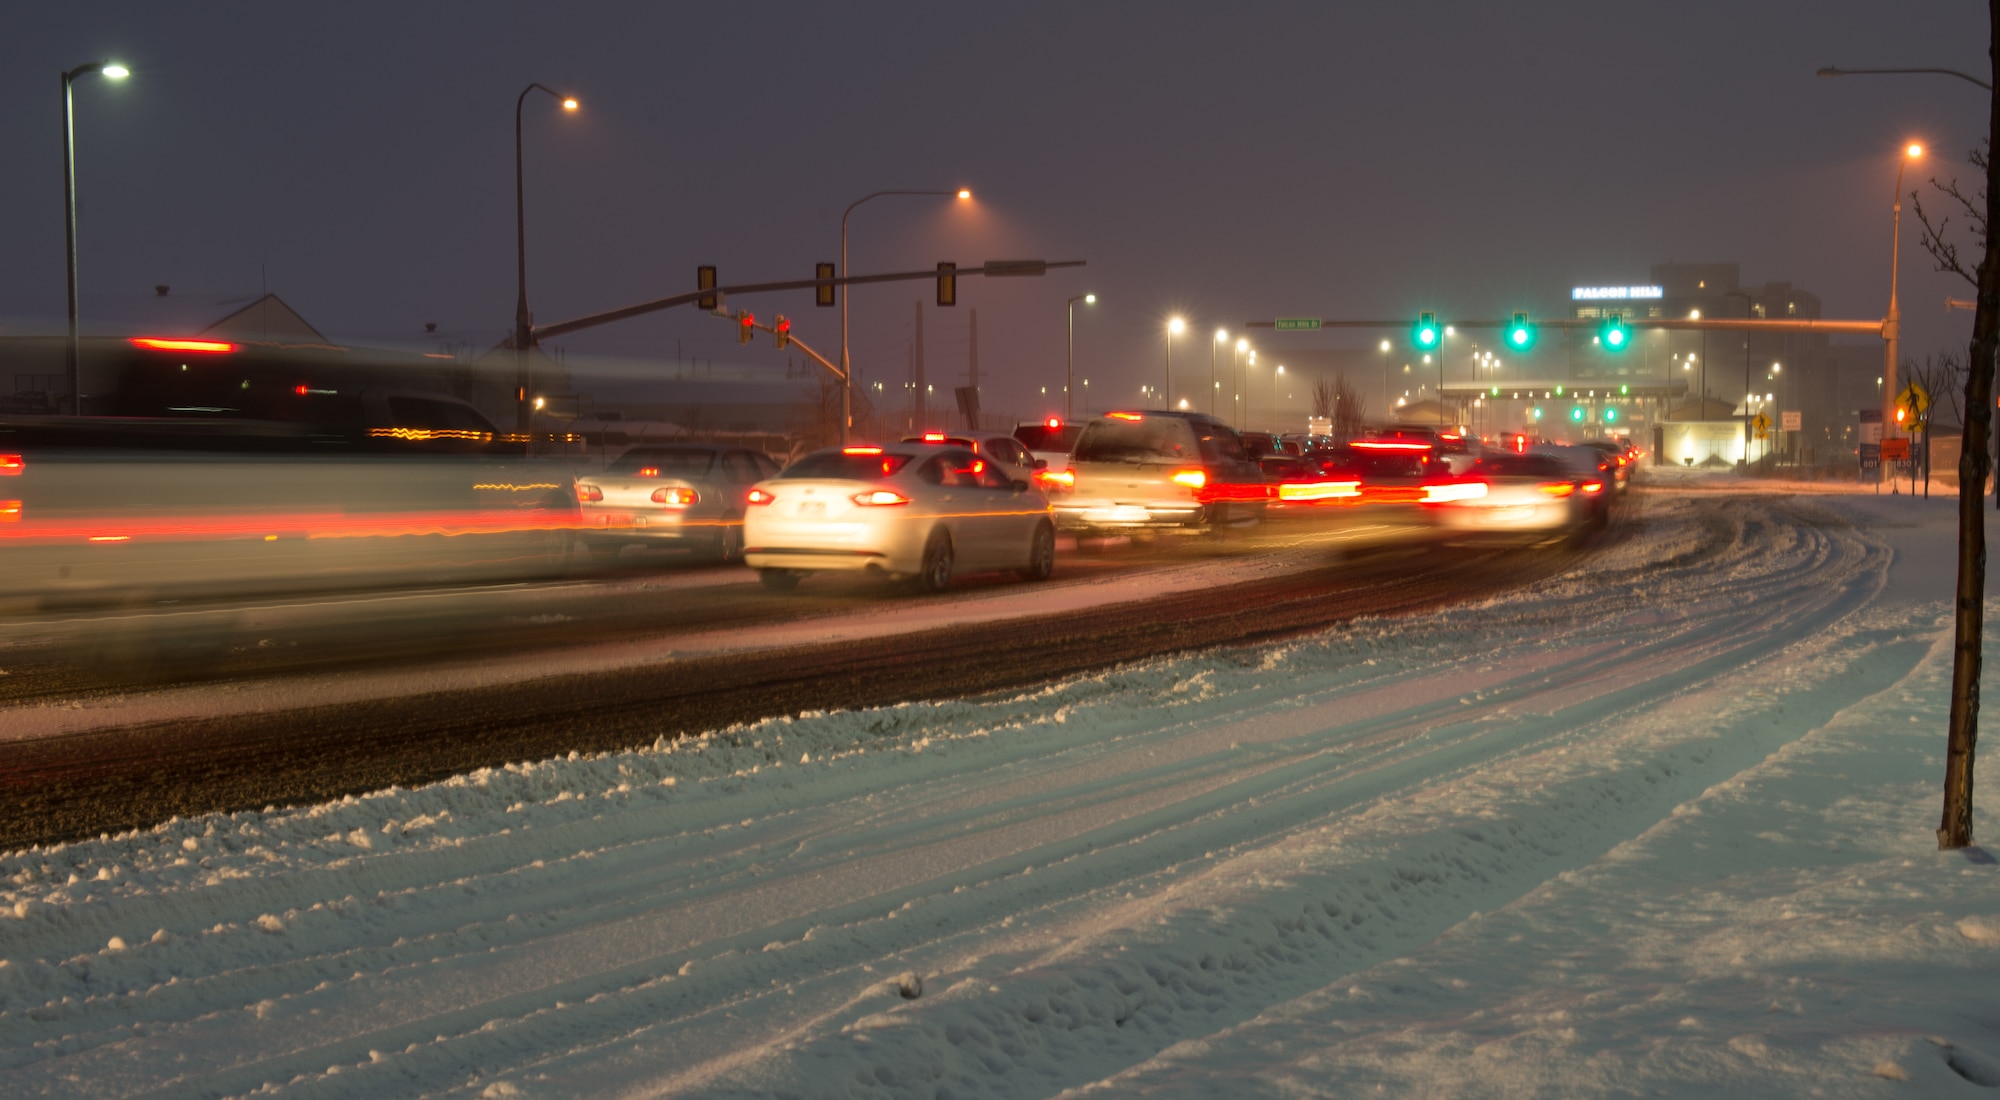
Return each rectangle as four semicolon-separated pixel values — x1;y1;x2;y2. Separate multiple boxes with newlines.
62;60;129;415
1885;142;1925;463
1211;329;1228;417
1066;293;1095;421
841;188;971;445
1164;317;1185;407
513;83;578;435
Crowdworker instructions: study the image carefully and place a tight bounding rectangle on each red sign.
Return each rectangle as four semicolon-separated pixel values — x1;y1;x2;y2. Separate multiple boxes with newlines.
1881;438;1911;460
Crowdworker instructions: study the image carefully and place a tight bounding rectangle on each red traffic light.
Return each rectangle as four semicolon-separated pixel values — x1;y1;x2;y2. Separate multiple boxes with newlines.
738;312;756;345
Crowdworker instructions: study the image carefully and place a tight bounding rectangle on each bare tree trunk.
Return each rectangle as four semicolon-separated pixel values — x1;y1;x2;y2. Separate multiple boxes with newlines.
1941;0;2000;849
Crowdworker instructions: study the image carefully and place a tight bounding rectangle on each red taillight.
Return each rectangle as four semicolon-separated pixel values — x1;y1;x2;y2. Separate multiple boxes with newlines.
1036;468;1075;491
130;336;237;353
1044;417;1062;429
1107;411;1144;421
852;490;911;506
1582;481;1605;494
1170;469;1207;490
1277;480;1361;502
0;500;19;523
921;432;946;442
746;488;777;506
1352;440;1433;452
577;484;604;503
294;384;309;395
651;487;698;505
1539;482;1576;498
0;454;21;476
842;446;883;455
638;466;660;477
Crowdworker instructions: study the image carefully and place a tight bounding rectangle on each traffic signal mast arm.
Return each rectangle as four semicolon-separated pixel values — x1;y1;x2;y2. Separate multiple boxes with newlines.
715;308;845;382
534;259;1086;342
1242;317;1886;335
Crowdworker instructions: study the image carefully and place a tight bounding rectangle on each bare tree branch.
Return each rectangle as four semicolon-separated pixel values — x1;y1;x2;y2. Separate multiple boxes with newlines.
1915;144;1991;288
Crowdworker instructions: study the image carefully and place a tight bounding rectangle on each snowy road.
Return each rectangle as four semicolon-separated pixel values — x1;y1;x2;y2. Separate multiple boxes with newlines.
6;485;1999;1098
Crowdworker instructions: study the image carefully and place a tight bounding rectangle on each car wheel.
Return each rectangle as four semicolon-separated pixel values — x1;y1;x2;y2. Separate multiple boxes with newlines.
709;516;744;563
916;529;954;594
1018;522;1056;581
758;568;801;592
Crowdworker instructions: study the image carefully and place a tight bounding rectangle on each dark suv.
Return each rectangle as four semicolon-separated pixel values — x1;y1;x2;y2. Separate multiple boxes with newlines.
1051;410;1268;536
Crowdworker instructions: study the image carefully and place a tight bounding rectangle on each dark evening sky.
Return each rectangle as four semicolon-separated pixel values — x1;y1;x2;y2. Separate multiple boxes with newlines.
3;1;1989;420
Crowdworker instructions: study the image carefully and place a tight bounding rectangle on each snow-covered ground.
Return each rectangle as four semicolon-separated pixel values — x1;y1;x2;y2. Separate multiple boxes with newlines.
4;483;1999;1098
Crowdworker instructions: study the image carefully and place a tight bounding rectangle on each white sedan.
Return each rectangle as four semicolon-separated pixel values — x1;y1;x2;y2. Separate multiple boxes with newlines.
743;443;1056;593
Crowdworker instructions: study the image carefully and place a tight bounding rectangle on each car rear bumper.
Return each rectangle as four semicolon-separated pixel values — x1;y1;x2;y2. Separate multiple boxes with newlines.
1051;500;1206;530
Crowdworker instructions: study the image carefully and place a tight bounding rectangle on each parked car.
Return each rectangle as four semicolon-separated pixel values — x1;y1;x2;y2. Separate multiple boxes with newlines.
574;444;781;563
1052;411;1267;537
743;443;1055;593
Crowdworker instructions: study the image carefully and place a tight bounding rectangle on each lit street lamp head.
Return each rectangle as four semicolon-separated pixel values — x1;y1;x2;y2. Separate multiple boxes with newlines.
1215;329;1228;343
957;188;972;200
1167;317;1185;335
562;97;579;111
102;63;130;79
1907;142;1924;159
1237;338;1249;352
1084;293;1096;304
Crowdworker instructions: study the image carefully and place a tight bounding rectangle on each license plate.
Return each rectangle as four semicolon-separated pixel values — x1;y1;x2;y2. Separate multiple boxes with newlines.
796;501;826;517
601;513;634;528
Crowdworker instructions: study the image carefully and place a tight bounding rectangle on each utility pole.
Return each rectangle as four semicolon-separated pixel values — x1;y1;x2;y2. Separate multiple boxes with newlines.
968;308;980;431
914;300;927;431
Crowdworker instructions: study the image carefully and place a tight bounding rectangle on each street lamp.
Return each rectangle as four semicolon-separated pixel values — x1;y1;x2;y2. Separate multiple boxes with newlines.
61;59;130;415
1066;293;1096;420
1884;141;1923;451
1164;316;1185;406
513;83;579;435
841;188;972;444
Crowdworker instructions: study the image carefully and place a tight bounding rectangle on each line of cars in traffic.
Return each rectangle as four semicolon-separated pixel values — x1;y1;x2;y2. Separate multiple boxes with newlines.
570;411;1635;595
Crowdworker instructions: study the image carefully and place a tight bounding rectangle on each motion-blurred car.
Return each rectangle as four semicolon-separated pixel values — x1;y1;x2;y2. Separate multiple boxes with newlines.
1259;453;1362;513
743;443;1055;593
1052;411;1267;538
1424;450;1606;541
1013;418;1084;494
1577;438;1635;492
901;431;1041;476
1238;431;1300;460
574;444;781;563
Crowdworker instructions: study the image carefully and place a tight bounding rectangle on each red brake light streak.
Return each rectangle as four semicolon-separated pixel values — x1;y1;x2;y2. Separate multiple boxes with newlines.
130;337;237;353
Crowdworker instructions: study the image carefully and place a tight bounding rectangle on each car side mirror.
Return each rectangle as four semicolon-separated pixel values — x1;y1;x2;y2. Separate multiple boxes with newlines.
1034;458;1048;469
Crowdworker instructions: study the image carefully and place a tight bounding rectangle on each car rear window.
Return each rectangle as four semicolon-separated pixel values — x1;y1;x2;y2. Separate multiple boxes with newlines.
780;452;915;480
1474;454;1568;478
1075;417;1198;462
1013;424;1082;453
607;448;716;476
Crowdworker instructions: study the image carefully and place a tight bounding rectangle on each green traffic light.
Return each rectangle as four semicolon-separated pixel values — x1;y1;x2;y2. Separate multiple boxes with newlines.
1505;311;1536;351
1413;311;1441;350
1604;406;1620;423
1570;406;1585;422
1532;407;1543;419
1600;312;1631;352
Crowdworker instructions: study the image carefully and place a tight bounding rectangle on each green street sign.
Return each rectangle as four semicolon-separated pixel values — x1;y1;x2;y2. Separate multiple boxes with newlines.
1273;317;1322;331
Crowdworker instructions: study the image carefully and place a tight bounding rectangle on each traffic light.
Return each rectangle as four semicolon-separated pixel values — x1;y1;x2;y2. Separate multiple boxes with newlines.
1412;312;1441;351
1603;405;1620;424
1532;406;1544;420
697;266;718;311
1599;311;1631;352
773;315;791;349
1569;406;1585;423
815;263;836;308
738;312;756;345
936;262;957;307
1505;311;1537;351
